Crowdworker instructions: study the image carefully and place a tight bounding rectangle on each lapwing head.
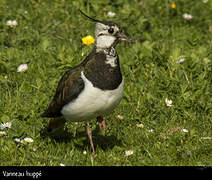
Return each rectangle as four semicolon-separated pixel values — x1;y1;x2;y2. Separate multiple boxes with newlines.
80;10;135;49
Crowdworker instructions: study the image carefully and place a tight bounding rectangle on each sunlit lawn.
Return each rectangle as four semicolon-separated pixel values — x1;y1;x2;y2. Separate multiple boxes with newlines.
0;0;212;166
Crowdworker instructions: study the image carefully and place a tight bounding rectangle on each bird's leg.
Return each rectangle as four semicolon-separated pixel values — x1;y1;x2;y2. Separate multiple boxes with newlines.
85;123;95;157
96;116;107;131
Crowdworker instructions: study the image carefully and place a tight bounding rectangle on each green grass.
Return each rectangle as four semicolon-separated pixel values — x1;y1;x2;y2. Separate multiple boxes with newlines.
0;0;212;166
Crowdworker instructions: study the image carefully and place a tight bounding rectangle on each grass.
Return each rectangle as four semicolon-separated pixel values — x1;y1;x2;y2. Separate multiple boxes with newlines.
0;0;212;166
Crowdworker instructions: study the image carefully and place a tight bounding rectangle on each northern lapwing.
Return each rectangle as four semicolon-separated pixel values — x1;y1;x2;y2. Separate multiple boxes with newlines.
41;10;134;156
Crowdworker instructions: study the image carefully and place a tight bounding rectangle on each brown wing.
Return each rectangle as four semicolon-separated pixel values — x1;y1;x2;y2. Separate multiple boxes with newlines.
41;66;84;118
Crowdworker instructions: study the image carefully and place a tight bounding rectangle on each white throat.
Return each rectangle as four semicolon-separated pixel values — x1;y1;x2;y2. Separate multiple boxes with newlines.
95;35;116;49
95;23;116;49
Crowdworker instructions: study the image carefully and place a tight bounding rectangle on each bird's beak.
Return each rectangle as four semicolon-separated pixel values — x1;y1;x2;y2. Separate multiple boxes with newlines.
118;32;135;43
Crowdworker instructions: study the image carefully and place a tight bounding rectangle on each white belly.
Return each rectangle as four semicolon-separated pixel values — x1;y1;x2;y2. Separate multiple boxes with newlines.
61;71;124;122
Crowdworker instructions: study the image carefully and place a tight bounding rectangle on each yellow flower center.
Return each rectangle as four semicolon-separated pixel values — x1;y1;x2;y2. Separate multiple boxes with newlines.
21;67;25;72
137;124;144;128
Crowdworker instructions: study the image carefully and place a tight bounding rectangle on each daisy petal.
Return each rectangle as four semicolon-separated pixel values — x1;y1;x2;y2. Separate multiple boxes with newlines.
0;122;12;129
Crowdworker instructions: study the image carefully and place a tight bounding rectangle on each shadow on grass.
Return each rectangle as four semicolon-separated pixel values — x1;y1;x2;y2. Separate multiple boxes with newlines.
40;125;122;152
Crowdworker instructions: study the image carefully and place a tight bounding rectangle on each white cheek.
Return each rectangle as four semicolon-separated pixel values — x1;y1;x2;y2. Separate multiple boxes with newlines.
96;35;116;48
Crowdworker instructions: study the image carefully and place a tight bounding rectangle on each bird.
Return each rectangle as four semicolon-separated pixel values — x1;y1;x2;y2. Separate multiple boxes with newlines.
41;10;134;157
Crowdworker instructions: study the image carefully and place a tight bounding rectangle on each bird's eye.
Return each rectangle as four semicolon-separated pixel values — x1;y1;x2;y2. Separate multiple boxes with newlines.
108;28;114;34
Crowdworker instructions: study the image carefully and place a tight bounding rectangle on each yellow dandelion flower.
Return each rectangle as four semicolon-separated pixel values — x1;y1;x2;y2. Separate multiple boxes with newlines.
171;2;176;9
82;35;95;45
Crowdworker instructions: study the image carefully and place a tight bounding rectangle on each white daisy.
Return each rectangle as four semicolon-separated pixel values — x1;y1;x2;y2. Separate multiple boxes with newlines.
136;123;144;128
116;115;124;120
83;150;87;155
24;137;34;143
14;138;24;143
148;129;154;133
202;0;208;3
200;136;211;140
176;58;186;64
17;64;28;72
0;131;7;135
0;122;12;129
60;163;65;166
183;13;193;20
165;98;173;107
107;11;116;17
182;128;189;133
6;20;18;27
125;150;134;156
